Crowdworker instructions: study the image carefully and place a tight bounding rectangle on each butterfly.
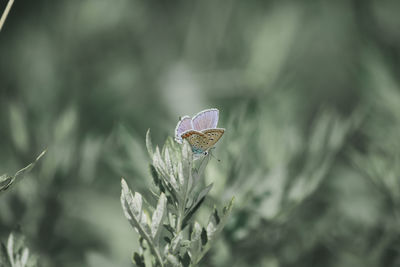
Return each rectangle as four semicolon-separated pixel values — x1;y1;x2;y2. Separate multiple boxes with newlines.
175;108;225;155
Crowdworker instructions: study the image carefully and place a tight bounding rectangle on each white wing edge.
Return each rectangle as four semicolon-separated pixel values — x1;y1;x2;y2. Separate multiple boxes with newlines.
174;115;193;144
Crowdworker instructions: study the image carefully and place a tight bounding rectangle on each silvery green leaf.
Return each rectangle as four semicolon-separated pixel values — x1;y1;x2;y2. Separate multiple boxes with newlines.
166;254;181;267
168;173;180;194
164;148;173;176
163;224;175;235
151;193;167;242
189;222;202;259
153;149;180;198
190;222;202;242
182;184;213;229
182;140;192;163
206;197;234;242
152;164;181;205
154;147;166;171
192;155;210;185
0;175;13;192
201;228;208;247
168;212;176;230
181;251;191;267
180;240;191;249
120;179;164;266
0;243;9;267
170;232;183;253
206;208;220;240
146;129;153;158
163;243;170;256
7;234;14;267
181;141;193;181
0;150;46;193
133;252;146;267
190;183;213;212
20;248;29;266
149;164;160;187
177;162;184;187
186;168;193;197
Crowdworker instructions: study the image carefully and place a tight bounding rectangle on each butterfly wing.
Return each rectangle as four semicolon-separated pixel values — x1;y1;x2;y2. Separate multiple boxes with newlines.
181;130;210;154
181;128;225;154
175;116;193;143
201;128;225;148
192;108;219;131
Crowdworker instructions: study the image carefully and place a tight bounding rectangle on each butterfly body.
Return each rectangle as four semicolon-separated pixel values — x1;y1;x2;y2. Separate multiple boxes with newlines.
175;109;225;155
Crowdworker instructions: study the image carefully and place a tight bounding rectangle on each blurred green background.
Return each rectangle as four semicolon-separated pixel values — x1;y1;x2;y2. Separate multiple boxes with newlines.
1;0;400;266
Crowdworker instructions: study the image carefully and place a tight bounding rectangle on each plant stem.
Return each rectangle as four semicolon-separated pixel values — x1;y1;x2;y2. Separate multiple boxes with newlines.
0;0;14;31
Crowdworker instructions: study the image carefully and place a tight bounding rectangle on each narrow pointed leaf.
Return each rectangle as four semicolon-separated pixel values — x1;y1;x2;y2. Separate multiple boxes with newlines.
151;193;167;242
206;197;234;242
121;179;164;267
166;254;180;267
189;222;203;259
182;184;213;229
149;164;160;187
0;175;13;192
177;162;185;187
133;252;146;267
193;155;210;184
146;129;153;158
7;234;14;267
171;231;183;253
201;228;208;246
181;251;191;267
0;150;46;193
164;147;173;176
163;224;175;235
20;248;29;266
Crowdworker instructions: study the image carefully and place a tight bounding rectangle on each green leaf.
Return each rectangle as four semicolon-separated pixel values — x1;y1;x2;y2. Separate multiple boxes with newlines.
181;251;191;267
190;222;202;242
189;222;202;261
177;162;185;187
151;193;167;243
206;198;234;242
0;242;9;266
181;141;193;192
0;150;46;193
163;224;175;235
192;154;210;184
0;243;9;267
201;228;208;247
194;198;234;265
20;248;29;267
149;164;160;187
153;148;180;199
7;234;14;267
170;231;183;253
182;184;213;229
0;175;13;192
120;179;164;267
166;254;180;267
133;252;146;267
146;129;153;158
164;148;174;177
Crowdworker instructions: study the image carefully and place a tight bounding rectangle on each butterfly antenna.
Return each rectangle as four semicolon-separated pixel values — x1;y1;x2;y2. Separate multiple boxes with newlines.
209;150;221;162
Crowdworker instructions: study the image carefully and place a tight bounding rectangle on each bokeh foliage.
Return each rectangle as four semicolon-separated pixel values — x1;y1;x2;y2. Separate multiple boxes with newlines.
1;0;400;266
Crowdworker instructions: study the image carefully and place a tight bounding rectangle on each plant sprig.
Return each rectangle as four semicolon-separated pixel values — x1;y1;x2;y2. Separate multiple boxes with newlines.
120;130;234;266
0;150;46;193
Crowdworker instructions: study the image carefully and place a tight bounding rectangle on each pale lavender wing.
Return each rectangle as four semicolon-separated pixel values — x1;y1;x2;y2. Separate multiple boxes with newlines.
175;116;193;143
192;108;219;131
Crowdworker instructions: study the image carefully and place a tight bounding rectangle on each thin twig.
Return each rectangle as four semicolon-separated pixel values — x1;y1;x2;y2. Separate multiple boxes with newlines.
0;0;15;31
